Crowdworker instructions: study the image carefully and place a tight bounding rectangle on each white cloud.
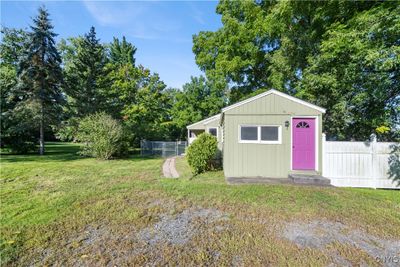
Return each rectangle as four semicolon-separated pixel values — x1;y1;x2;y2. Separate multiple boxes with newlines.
82;1;183;41
82;1;145;26
187;2;206;25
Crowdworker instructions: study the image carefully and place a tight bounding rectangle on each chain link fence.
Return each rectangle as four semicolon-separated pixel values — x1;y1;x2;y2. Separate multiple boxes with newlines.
140;140;187;157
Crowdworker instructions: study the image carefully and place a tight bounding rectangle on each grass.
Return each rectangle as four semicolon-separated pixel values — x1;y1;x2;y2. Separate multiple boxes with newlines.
1;142;399;266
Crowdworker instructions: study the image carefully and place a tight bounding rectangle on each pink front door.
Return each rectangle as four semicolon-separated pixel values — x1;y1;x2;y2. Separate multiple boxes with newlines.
292;118;316;170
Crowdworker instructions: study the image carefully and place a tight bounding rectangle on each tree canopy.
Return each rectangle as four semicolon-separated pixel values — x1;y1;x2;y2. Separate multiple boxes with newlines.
193;0;399;140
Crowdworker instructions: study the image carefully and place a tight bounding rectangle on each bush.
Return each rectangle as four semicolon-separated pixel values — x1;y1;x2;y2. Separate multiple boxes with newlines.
186;133;218;175
76;112;129;159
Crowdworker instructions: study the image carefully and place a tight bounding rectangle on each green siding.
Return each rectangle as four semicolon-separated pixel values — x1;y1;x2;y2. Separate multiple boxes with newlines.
204;119;223;149
225;93;321;116
223;93;323;178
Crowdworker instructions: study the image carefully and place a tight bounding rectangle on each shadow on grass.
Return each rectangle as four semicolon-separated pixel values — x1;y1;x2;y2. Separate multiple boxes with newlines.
0;142;160;163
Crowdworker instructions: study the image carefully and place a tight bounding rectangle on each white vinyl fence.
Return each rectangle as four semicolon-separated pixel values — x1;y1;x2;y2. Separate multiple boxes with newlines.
322;134;399;189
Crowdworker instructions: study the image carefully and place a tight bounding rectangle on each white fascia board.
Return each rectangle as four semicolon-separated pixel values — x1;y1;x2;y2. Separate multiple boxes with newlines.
186;113;221;129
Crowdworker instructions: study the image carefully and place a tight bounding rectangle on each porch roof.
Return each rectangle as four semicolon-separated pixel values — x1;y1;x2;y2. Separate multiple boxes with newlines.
186;114;221;130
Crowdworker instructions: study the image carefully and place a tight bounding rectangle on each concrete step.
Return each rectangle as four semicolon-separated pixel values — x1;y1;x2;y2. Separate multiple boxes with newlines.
288;174;331;186
289;170;319;176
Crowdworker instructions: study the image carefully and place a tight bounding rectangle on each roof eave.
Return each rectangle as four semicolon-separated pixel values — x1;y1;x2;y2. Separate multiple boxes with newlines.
221;89;326;114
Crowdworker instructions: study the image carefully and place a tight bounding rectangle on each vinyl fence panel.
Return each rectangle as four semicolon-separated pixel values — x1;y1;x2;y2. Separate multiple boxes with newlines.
322;135;399;189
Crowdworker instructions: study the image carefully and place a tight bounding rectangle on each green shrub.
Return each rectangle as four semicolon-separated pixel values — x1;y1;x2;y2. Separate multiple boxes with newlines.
76;112;129;159
186;133;218;175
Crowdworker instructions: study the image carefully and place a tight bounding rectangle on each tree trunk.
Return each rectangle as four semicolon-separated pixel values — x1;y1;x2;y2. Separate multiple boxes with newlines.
39;43;45;155
39;102;44;155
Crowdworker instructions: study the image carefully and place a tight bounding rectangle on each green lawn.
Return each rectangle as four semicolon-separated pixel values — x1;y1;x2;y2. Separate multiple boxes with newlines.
1;142;399;266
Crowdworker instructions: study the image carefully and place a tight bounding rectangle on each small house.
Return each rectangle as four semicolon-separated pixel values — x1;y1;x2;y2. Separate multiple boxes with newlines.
187;89;326;179
186;113;223;149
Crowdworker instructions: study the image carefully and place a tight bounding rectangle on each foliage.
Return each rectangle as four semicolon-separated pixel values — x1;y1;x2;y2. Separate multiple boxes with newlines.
193;1;399;141
108;65;170;145
55;117;80;142
388;144;400;187
0;27;28;67
61;32;172;145
299;3;400;141
1;100;39;153
109;36;137;66
186;133;218;175
14;7;64;154
76;112;128;159
0;28;39;153
169;76;225;139
62;27;107;117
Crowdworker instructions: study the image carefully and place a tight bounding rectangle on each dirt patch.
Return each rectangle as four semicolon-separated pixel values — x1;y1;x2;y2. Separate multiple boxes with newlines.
283;220;400;267
139;208;228;246
28;207;229;266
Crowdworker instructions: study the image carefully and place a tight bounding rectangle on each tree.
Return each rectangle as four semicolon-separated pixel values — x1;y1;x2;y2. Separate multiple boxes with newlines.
16;7;64;154
120;66;170;144
194;1;380;97
0;28;30;150
170;76;225;139
63;27;107;117
193;1;399;141
109;36;137;66
298;3;400;140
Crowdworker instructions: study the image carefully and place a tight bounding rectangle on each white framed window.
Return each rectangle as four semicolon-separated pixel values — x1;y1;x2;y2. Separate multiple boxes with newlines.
207;127;218;138
239;125;282;144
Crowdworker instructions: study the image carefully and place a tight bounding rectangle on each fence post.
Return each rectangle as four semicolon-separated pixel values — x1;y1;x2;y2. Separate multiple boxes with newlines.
370;134;377;189
322;133;326;177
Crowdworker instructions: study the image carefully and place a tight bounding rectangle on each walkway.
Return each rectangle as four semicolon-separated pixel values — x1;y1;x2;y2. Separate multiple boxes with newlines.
162;157;179;178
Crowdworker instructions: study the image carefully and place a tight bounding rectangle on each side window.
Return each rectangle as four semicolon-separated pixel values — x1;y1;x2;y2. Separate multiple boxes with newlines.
261;126;279;141
208;127;217;137
240;126;258;141
239;125;281;144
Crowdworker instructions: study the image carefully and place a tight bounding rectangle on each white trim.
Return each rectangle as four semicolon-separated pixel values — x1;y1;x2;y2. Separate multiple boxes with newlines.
206;126;219;139
290;116;319;171
222;89;326;113
186;113;221;129
238;124;282;145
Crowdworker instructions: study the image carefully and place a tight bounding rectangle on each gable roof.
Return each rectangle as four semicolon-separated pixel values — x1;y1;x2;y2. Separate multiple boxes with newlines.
221;89;326;113
186;113;221;129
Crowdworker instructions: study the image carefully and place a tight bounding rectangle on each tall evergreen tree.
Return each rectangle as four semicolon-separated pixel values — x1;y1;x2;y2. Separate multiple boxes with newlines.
17;7;64;155
109;36;136;66
64;26;106;117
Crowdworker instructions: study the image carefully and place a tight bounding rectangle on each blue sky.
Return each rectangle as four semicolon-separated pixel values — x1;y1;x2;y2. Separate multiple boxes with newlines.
1;1;221;89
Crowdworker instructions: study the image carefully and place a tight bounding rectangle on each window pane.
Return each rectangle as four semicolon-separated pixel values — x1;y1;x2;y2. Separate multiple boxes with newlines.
241;126;258;141
261;126;279;141
209;128;217;136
